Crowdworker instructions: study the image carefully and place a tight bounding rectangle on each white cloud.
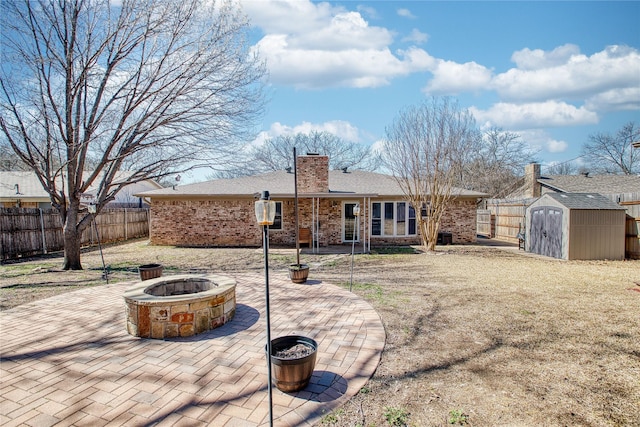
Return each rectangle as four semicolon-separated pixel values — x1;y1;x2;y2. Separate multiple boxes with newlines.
469;101;599;129
397;8;416;19
254;36;434;88
511;44;581;70
545;139;569;153
288;11;393;51
243;0;638;136
585;87;640;112
423;60;493;94
356;5;378;20
492;45;640;103
402;28;429;44
255;120;362;144
244;0;432;89
240;0;338;34
518;130;569;154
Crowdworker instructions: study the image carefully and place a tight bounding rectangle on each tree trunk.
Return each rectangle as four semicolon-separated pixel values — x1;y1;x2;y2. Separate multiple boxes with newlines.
62;210;83;270
419;217;437;252
426;218;438;252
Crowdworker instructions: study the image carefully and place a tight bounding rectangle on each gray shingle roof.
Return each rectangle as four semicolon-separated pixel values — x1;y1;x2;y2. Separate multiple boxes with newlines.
0;171;161;200
138;170;487;199
0;171;50;199
539;174;640;194
542;193;625;210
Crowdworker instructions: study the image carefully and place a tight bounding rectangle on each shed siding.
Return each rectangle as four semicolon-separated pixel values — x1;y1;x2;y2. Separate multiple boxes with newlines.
568;210;625;260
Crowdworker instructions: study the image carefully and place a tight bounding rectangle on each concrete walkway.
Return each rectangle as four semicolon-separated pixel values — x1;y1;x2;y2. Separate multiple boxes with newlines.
0;273;385;426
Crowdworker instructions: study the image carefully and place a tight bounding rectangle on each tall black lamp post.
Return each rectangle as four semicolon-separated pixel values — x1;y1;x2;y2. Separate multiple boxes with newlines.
255;191;276;426
349;203;360;292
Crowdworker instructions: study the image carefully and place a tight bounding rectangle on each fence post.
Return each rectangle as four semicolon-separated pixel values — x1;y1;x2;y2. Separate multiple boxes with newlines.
124;208;128;240
39;208;48;254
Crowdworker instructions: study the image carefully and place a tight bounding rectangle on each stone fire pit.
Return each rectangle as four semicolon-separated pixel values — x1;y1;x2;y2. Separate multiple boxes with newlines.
124;274;236;339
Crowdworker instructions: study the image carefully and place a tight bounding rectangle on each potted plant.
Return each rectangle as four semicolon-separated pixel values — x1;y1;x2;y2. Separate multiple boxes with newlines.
138;263;163;281
289;147;310;283
269;335;317;392
288;262;310;284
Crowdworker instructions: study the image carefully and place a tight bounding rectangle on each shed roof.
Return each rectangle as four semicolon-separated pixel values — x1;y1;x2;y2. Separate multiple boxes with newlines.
137;169;487;199
540;193;626;210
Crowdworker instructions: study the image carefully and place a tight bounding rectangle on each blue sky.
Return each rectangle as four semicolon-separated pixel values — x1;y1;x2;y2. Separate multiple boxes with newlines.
227;0;639;179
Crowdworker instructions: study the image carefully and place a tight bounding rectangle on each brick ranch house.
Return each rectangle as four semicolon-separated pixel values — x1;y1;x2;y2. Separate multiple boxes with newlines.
137;154;486;251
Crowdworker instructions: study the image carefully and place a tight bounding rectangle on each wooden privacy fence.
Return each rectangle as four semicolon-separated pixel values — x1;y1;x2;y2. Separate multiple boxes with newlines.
604;192;640;260
476;210;494;238
0;207;149;261
479;198;534;243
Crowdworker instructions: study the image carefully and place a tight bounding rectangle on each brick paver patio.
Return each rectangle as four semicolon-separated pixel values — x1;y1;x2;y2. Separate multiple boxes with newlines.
0;273;385;426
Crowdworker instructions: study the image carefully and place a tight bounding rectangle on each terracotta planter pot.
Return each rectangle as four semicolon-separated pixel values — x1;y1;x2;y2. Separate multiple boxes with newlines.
288;264;309;284
269;335;317;393
138;263;163;281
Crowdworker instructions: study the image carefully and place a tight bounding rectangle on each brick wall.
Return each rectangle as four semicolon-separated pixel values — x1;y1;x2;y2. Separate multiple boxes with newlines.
150;199;261;246
296;155;329;193
150;196;478;247
439;198;478;243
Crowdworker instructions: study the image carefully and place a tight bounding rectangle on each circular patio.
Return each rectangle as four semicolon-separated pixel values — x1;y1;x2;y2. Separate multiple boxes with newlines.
0;273;384;426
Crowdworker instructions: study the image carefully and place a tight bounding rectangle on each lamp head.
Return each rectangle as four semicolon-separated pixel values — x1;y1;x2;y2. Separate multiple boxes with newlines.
255;190;276;225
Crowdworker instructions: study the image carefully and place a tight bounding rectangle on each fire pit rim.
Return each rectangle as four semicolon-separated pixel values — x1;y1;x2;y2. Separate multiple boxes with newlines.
123;274;236;306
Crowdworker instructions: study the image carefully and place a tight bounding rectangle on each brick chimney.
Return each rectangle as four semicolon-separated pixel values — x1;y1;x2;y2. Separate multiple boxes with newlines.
296;154;329;193
524;163;541;198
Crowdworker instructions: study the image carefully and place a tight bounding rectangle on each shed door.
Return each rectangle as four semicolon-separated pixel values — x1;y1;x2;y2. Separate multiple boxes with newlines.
530;207;563;258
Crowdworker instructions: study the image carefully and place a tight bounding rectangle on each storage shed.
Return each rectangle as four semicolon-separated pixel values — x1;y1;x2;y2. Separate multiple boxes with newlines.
525;193;626;260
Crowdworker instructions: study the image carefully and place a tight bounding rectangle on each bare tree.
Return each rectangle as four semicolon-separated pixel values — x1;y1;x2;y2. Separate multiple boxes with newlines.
581;122;639;174
213;130;381;178
0;143;30;171
544;161;579;176
457;127;537;196
0;0;265;269
383;97;479;251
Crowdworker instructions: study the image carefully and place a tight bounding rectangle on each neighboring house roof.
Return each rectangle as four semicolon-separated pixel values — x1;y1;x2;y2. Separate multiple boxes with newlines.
538;174;640;195
536;193;626;210
0;171;50;201
0;171;162;202
137;170;487;199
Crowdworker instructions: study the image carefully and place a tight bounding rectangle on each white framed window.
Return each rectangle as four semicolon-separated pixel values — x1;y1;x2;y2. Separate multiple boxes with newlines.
371;201;417;237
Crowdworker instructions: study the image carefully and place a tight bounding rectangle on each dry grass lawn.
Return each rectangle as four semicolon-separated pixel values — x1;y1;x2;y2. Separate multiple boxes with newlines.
1;239;639;426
